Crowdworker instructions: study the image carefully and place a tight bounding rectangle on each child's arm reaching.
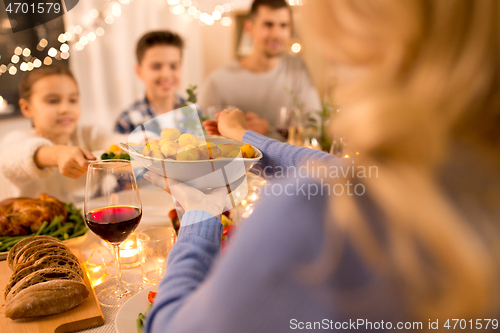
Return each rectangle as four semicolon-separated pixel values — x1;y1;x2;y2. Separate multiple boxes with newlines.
35;145;96;179
0;131;96;185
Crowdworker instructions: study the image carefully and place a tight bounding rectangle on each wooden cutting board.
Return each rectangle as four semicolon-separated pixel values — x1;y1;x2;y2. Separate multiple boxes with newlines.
0;249;105;333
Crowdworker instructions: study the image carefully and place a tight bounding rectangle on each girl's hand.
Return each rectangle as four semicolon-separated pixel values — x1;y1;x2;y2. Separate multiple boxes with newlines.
56;146;96;179
144;172;228;217
202;109;247;141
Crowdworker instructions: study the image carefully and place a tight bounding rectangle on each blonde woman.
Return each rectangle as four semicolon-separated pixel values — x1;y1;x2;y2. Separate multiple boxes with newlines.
144;0;500;332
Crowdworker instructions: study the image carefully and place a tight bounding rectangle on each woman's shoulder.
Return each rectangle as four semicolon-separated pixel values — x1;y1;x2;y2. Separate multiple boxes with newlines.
236;177;330;265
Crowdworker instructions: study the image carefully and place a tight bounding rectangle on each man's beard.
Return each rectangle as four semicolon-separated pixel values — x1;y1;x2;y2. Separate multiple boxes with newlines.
263;49;283;58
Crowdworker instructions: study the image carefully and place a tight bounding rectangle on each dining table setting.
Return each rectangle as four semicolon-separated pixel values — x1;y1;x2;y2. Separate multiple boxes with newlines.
0;131;266;333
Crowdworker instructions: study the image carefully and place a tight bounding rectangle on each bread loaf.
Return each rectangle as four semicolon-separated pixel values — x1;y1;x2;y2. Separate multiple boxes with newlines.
7;236;62;270
5;256;84;299
4;235;89;320
6;268;83;302
4;280;89;319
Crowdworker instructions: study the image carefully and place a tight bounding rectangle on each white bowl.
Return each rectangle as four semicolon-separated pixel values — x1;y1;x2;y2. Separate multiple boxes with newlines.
119;136;262;189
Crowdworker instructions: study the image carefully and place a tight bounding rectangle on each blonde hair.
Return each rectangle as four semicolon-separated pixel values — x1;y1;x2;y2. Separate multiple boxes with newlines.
304;0;500;322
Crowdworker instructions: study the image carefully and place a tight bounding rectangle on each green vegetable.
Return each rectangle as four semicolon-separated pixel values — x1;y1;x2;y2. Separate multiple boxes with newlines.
137;304;152;333
34;221;48;236
101;151;130;161
0;202;88;252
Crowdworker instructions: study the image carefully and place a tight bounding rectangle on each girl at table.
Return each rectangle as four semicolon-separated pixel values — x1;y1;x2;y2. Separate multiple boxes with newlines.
0;65;124;202
145;0;500;332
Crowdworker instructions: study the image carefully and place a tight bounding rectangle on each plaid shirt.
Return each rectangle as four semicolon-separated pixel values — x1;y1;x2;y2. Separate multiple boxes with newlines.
114;95;201;135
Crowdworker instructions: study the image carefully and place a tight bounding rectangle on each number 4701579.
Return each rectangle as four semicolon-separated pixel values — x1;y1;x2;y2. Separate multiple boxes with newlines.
444;319;498;330
5;2;61;14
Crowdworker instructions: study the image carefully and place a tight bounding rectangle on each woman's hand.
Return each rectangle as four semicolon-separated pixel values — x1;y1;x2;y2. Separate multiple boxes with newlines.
203;109;248;141
144;172;229;217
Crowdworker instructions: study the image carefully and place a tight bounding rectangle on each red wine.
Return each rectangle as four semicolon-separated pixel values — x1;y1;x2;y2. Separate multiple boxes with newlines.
86;206;141;243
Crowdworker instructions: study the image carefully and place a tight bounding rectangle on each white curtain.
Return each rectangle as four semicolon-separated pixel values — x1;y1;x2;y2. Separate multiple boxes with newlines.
65;0;207;130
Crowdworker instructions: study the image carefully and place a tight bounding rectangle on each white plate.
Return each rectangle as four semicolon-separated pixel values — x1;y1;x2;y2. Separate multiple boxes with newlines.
0;232;88;260
115;285;158;333
119;135;262;189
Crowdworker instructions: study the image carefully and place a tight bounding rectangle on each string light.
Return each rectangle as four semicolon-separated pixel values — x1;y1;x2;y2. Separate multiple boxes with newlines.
60;44;70;52
291;42;301;53
2;0;293;75
212;11;222;20
58;34;67;43
96;27;105;37
48;47;58;57
221;17;232;26
105;15;114;24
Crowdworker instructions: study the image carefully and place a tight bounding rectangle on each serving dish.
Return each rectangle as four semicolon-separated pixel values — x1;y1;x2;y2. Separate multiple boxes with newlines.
119;135;262;189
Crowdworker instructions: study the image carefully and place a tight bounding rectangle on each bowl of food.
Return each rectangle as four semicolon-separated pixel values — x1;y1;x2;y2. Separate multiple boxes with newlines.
119;132;262;189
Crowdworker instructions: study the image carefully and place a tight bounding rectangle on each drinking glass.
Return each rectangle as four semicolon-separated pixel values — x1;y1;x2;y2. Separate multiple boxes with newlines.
330;136;358;158
84;160;142;307
330;135;347;157
275;106;291;141
137;227;177;285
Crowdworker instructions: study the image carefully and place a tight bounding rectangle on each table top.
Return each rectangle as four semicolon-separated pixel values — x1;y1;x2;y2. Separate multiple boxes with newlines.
74;188;175;333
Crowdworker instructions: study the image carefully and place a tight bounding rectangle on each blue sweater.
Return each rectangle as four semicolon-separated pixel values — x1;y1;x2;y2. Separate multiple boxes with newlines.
146;131;404;332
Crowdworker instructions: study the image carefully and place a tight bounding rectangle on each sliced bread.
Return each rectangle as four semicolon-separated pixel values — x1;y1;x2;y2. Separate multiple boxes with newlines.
5;255;84;299
13;239;68;268
14;247;79;274
7;236;62;270
4;280;89;319
6;268;83;302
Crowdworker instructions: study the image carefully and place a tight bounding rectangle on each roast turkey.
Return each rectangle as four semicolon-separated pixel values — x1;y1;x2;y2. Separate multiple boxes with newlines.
0;194;67;236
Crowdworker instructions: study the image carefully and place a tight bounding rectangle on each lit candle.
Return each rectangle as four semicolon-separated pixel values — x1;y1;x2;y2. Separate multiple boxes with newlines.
119;234;140;267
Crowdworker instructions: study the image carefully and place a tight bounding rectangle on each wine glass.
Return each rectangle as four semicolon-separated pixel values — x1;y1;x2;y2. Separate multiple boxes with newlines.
84;159;142;307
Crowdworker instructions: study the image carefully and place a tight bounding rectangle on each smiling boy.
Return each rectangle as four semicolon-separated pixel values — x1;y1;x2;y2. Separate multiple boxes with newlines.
115;31;191;135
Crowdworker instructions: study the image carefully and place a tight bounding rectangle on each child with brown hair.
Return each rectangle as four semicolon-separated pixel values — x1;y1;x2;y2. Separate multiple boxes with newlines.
0;65;123;202
114;30;194;135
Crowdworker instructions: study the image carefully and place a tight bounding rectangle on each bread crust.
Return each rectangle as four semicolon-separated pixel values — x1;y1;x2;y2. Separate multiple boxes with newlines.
6;268;83;302
7;236;62;270
4;280;89;320
5;256;84;299
13;248;79;274
13;240;68;268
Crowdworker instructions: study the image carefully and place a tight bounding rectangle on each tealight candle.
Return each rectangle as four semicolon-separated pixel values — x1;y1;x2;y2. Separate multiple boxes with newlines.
119;233;140;268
